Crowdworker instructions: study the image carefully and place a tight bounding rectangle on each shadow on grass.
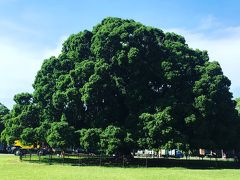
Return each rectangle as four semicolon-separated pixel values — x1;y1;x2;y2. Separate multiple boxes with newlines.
21;154;240;169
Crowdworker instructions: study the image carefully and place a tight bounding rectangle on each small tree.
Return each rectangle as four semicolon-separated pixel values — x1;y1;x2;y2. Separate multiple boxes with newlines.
20;128;36;146
236;98;240;114
0;103;9;143
46;116;75;151
1;93;40;145
138;106;188;157
100;125;134;156
79;128;102;153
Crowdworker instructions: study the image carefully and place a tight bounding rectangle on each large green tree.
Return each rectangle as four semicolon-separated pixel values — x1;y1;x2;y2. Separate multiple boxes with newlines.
3;17;239;155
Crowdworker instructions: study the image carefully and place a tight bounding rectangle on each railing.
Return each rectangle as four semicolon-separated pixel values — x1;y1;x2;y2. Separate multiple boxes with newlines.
19;152;239;168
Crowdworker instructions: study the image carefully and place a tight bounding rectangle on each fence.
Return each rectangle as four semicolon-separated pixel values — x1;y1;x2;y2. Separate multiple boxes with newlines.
19;152;240;169
20;152;130;167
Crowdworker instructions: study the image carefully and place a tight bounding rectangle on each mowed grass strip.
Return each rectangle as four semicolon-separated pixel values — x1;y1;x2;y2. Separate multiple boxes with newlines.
0;155;240;180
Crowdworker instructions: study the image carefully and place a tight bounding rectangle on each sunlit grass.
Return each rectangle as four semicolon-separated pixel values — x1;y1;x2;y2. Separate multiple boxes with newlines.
0;154;240;180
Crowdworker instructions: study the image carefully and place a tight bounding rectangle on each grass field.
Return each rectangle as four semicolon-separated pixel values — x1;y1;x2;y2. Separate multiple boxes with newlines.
1;154;240;180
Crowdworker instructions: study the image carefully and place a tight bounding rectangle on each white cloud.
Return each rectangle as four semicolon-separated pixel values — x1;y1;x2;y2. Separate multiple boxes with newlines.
0;19;40;35
0;35;66;109
44;36;68;58
199;15;222;30
166;25;240;98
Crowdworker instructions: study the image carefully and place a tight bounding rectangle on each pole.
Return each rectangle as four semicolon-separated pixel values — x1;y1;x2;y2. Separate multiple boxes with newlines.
99;153;102;166
145;155;148;168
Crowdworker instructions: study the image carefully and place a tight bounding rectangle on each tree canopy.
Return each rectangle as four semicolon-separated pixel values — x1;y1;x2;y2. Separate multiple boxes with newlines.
0;102;9;140
1;17;240;155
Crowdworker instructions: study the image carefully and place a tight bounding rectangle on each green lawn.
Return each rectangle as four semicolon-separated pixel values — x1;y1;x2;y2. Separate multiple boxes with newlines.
1;154;240;180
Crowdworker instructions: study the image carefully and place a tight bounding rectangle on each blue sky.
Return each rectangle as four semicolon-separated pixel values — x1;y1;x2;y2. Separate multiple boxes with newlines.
0;0;240;108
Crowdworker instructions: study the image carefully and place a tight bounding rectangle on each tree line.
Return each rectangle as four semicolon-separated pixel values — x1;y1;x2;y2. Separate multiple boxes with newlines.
1;17;240;156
